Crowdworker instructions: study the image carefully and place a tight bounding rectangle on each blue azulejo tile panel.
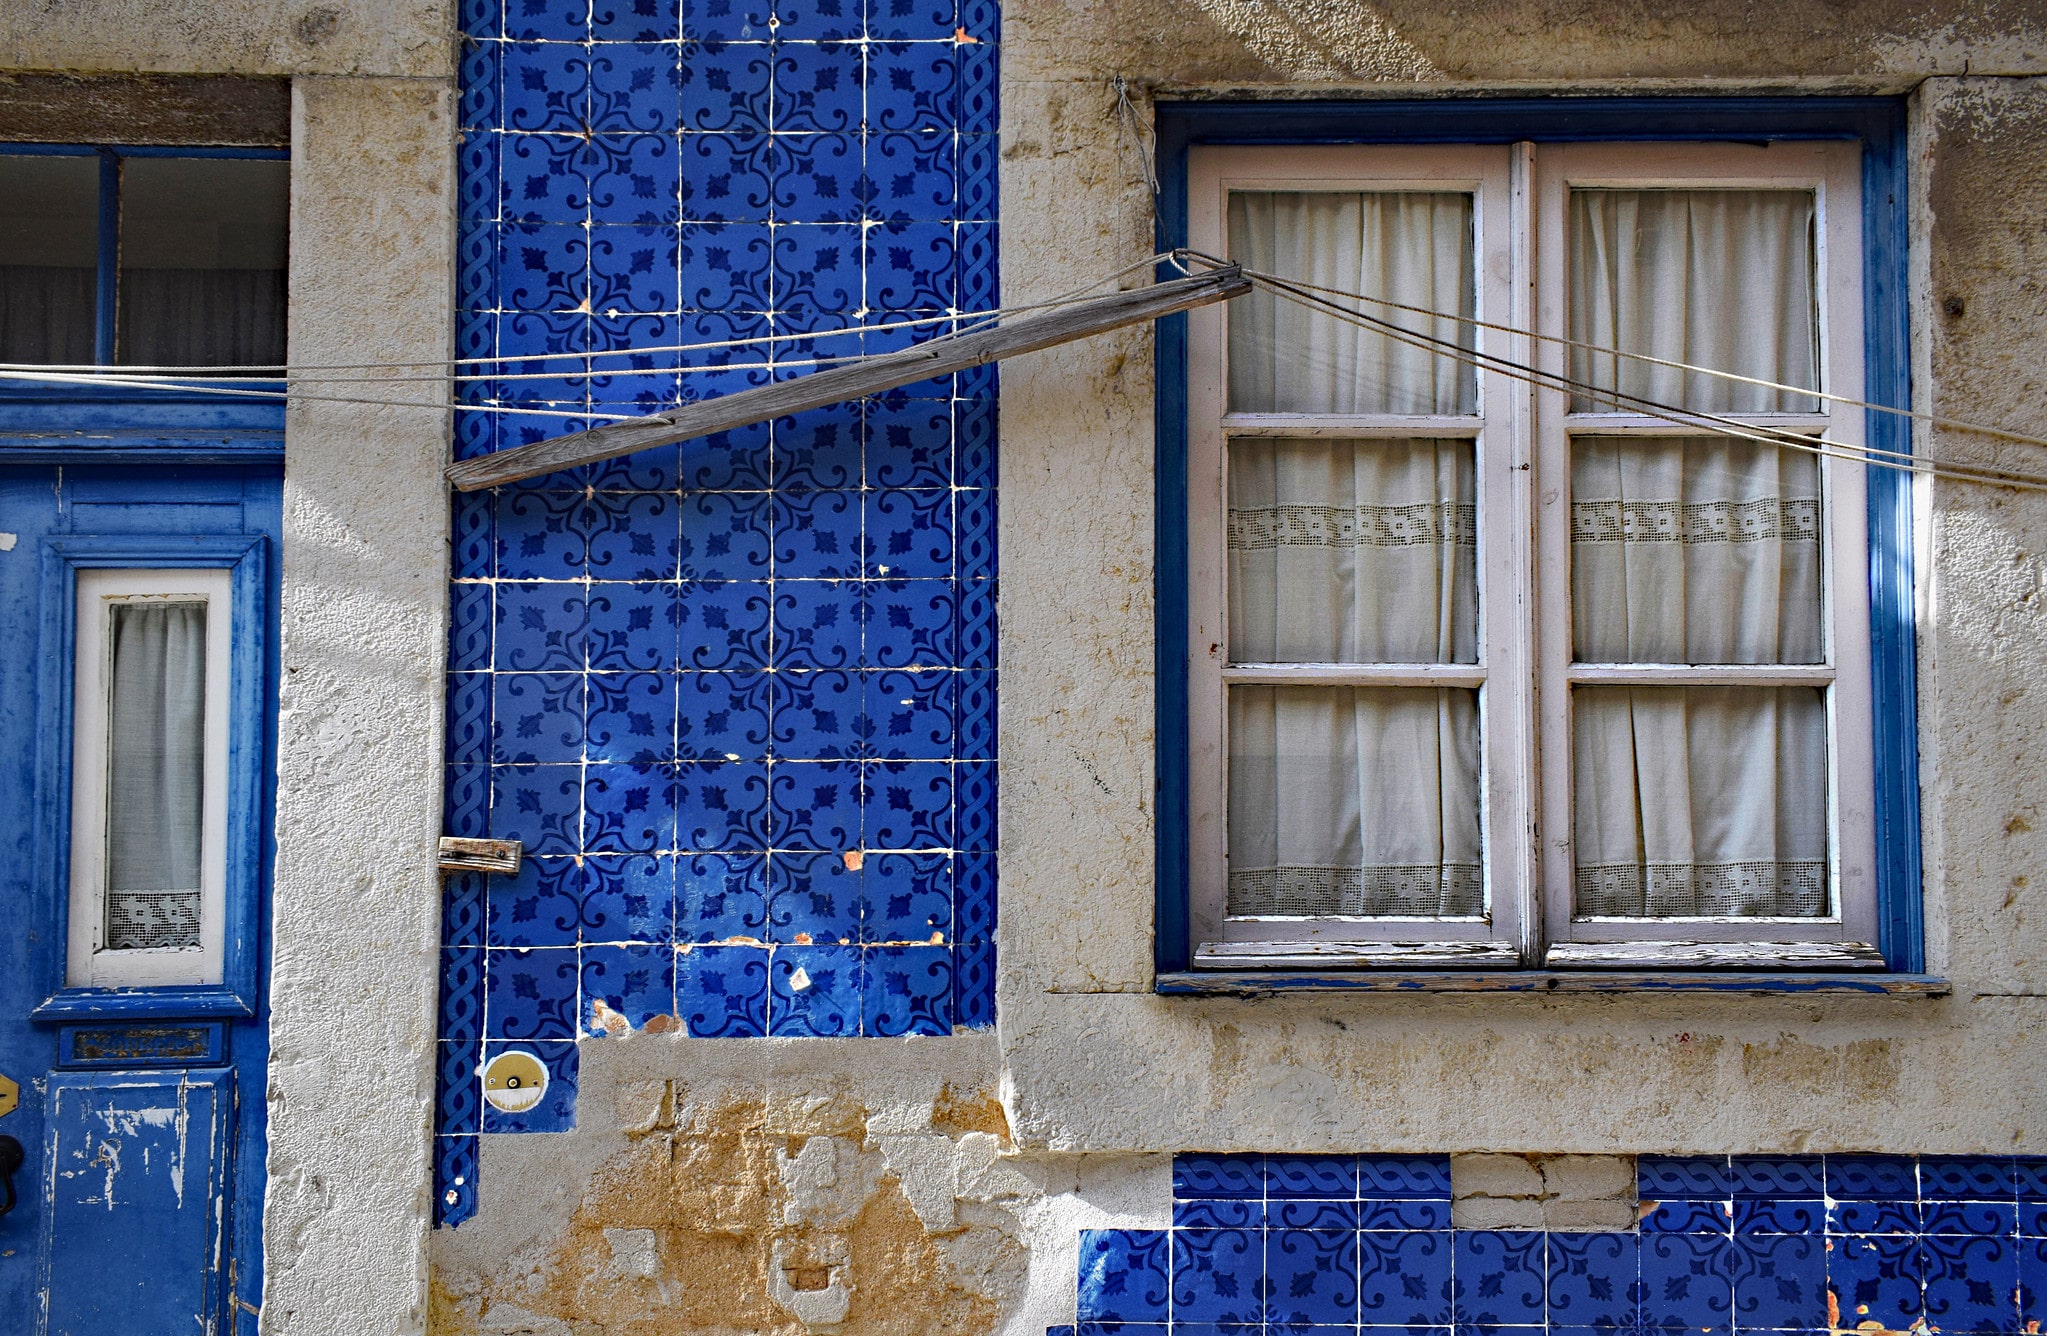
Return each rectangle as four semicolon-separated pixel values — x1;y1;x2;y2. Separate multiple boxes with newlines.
435;0;999;1203
1061;1156;2047;1335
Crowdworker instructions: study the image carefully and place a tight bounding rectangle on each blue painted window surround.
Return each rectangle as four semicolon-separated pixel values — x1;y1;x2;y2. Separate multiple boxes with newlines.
30;534;271;1019
1150;98;1920;981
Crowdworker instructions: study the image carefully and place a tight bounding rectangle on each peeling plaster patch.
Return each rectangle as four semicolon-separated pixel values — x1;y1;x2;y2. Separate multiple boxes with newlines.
1158;0;1436;80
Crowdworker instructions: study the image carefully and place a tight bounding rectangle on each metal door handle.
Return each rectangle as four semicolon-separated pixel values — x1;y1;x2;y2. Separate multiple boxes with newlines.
0;1135;21;1216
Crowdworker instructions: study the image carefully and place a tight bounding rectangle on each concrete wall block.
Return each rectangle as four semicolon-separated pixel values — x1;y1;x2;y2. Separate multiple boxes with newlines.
1451;1154;1547;1200
1540;1155;1637;1201
1542;1197;1644;1232
1450;1195;1550;1231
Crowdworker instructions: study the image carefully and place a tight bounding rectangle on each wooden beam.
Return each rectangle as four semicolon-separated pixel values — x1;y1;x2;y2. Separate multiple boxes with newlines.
446;265;1250;491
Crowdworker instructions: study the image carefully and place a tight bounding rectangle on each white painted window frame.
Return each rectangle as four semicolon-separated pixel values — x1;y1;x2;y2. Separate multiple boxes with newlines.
1185;139;1876;965
66;566;234;988
1186;144;1534;957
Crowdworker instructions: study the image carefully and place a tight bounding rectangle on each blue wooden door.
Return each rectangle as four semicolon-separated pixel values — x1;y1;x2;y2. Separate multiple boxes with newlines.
0;460;280;1335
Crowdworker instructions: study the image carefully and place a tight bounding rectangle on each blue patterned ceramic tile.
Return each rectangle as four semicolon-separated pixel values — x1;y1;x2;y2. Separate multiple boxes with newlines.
868;221;957;311
488;852;584;946
2024;1203;2047;1239
1642;1231;1735;1334
1269;1228;1362;1327
768;943;861;1035
676;759;771;850
2016;1162;2047;1202
445;870;489;950
768;849;862;943
677;668;771;760
1176;1199;1260;1229
1642;1157;1733;1199
1078;1231;1171;1324
1266;1157;1356;1200
1174;1229;1267;1326
773;759;867;850
581;853;675;942
955;848;995;941
1832;1199;1920;1236
774;579;865;669
869;760;951;849
769;667;862;759
436;1134;480;1227
678;578;773;667
1827;1156;1918;1201
1360;1198;1453;1230
495;673;585;762
1829;1234;1924;1331
1358;1230;1453;1326
870;579;957;667
865;851;950;941
585;760;675;852
952;939;993;1028
1273;1200;1363;1231
1925;1159;2018;1201
1734;1199;1827;1236
1176;1155;1263;1200
1732;1234;1827;1331
1457;1231;1547;1328
481;1040;579;1132
1360;1156;1454;1200
776;489;864;577
1732;1158;1826;1200
680;132;773;223
449;581;496;671
676;850;768;940
497;582;590;671
580;941;676;1032
1922;1233;2018;1334
585;670;674;763
2017;1237;2047;1328
1548;1231;1640;1329
1643;1200;1734;1234
862;944;952;1035
447;763;492;839
448;672;494;766
486;945;581;1038
868;488;953;578
594;0;679;40
676;942;770;1034
1922;1201;2018;1238
774;406;864;491
678;491;773;578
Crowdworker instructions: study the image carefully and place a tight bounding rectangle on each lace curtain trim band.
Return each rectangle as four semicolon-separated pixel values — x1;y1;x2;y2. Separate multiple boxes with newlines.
1575;859;1827;918
1230;863;1484;918
1230;501;1478;552
1571;497;1820;546
106;888;203;951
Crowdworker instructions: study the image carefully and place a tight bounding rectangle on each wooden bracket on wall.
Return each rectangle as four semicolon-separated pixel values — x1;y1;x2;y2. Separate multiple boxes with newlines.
437;837;523;877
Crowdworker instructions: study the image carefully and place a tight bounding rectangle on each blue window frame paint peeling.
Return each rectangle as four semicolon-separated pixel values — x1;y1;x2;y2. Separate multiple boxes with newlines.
30;533;271;1019
1150;98;1919;979
437;0;1002;1224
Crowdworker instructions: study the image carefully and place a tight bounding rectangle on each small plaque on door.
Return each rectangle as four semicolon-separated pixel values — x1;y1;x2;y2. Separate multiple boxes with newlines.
58;1023;226;1068
0;1070;16;1117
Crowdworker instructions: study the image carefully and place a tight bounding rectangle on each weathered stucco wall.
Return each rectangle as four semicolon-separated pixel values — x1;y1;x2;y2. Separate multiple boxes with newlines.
992;4;2047;1161
0;0;451;79
430;1036;1170;1336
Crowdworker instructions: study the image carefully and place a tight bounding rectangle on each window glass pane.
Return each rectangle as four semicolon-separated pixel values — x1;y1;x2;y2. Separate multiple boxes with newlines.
1571;436;1822;664
1569;188;1818;413
118;157;288;370
0;154;99;364
1228;684;1481;918
1228;191;1476;415
1572;684;1827;918
1229;437;1476;664
104;600;208;950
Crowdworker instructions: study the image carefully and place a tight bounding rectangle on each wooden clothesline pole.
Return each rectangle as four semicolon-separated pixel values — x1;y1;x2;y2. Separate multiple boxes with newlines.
444;265;1250;491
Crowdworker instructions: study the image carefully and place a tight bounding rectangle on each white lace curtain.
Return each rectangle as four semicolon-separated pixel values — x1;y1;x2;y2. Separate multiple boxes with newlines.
105;600;207;951
1221;186;1830;922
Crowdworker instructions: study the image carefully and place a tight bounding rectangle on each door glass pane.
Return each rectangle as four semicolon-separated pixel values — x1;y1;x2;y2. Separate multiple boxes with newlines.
1572;684;1827;919
1228;191;1476;415
1228;685;1482;918
118;157;288;370
0;154;99;364
1230;437;1476;663
104;600;208;950
1569;189;1819;413
1571;436;1823;664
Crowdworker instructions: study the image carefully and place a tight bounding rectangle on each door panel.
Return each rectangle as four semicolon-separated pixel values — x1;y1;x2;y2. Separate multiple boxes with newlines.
39;1068;234;1334
0;461;279;1336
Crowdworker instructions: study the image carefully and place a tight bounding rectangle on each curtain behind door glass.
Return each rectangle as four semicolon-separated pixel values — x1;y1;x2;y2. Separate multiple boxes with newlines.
1228;191;1476;415
0;155;99;364
118;157;288;370
104;601;207;950
1569;189;1819;413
